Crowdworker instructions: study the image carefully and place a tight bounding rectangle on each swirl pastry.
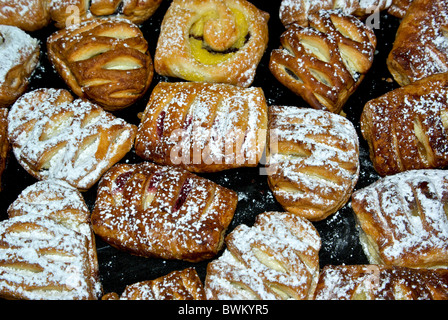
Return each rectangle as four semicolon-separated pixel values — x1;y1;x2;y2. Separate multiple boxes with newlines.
266;106;359;221
205;211;321;300
351;169;448;269
47;18;153;111
0;0;51;31
7;88;137;191
0;108;9;191
154;0;269;87
270;10;376;114
91;161;238;262
135;82;268;173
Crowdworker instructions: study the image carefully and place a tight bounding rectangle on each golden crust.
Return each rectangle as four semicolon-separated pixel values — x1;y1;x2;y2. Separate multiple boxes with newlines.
387;0;413;18
0;0;51;31
0;108;9;191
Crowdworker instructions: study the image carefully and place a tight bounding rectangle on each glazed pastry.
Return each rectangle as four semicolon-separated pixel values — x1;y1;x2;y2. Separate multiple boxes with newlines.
91;161;238;262
0;25;40;108
387;0;448;86
135;82;268;173
205;211;321;300
154;0;269;87
0;108;9;191
313;265;448;300
266;106;359;221
360;73;448;176
7;88;137;191
47;18;153;111
351;169;448;269
270;10;376;114
0;0;51;31
387;0;413;17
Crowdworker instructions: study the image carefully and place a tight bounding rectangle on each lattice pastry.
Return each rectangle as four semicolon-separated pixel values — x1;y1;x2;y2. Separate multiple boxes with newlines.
270;10;376;114
154;0;269;87
360;73;448;176
351;169;448;269
313;265;448;300
0;0;51;31
135;82;268;173
205;211;321;300
266;106;359;221
47;18;154;111
91;161;238;262
0;108;9;191
387;0;413;18
7;88;137;191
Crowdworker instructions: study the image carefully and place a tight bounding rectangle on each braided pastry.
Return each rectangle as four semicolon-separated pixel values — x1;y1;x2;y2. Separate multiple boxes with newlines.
7;88;137;191
0;0;51;31
270;10;376;114
154;0;269;87
0;108;9;191
91;161;238;262
135;82;268;173
47;18;153;111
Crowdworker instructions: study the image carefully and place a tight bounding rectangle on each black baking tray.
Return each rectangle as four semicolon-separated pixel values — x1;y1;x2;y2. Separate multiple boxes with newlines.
0;0;402;296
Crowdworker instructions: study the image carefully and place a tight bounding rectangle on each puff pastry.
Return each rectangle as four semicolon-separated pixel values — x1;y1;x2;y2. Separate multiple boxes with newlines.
47;18;153;111
7;88;137;191
0;108;9;191
360;73;448;176
266;106;359;221
154;0;269;87
91;161;238;262
351;169;448;269
135;82;268;173
0;0;51;31
387;0;413;18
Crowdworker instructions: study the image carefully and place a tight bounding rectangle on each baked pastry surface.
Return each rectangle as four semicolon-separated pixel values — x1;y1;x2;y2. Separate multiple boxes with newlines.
0;0;51;31
0;108;9;191
387;0;413;17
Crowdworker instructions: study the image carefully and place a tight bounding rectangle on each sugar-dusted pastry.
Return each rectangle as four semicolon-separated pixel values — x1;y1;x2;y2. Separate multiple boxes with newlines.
387;0;448;86
7;88;137;191
313;265;448;300
387;0;413;18
360;73;448;176
135;82;268;173
0;0;51;31
205;211;321;300
91;161;238;262
0;108;9;191
0;25;40;108
266;106;359;221
47;18;153;111
270;10;376;114
154;0;269;87
351;169;448;269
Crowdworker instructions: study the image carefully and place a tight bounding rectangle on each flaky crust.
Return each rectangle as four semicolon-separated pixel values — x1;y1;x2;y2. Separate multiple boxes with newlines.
0;0;51;31
0;108;9;191
387;0;413;18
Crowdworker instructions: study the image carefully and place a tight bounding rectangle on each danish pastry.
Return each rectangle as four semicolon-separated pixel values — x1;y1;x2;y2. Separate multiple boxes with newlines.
351;169;448;269
0;108;9;191
154;0;269;87
47;18;153;111
135;82;268;173
266;106;359;221
7;88;137;191
0;0;51;31
91;161;238;262
205;211;321;300
387;0;413;18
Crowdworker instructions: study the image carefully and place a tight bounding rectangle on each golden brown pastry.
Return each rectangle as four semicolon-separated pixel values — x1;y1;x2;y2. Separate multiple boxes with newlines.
266;106;359;221
154;0;269;87
91;161;238;262
7;88;137;191
360;73;448;176
205;211;321;300
0;108;9;191
351;169;448;269
387;0;413;17
135;82;268;173
0;0;51;31
47;18;153;111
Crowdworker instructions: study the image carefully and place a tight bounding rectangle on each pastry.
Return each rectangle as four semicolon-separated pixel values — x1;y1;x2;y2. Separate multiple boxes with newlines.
0;25;40;108
387;0;413;18
0;0;51;31
387;0;448;86
91;161;238;262
313;265;448;300
47;18;153;111
135;82;268;173
154;0;269;87
7;88;137;191
351;169;448;269
0;108;9;191
205;211;321;300
360;73;448;176
270;10;376;114
266;106;359;221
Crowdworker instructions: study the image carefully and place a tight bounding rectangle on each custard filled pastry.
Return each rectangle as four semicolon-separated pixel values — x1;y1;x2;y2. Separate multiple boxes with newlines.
91;162;238;262
47;18;153;111
154;0;269;87
0;108;9;191
270;10;376;114
266;106;359;221
205;211;321;300
7;88;137;191
135;82;268;173
351;169;448;269
0;0;51;31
